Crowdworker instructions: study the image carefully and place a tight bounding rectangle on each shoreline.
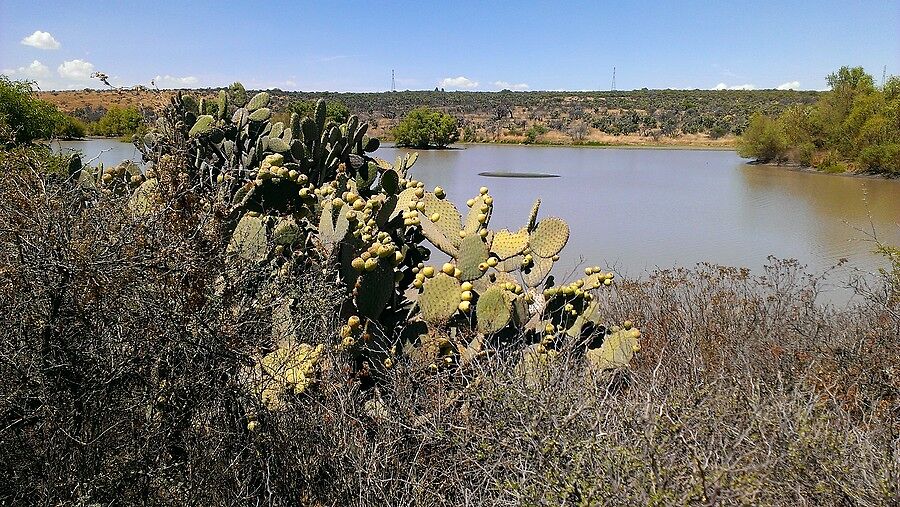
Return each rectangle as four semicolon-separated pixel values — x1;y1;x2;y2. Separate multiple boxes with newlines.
748;160;900;181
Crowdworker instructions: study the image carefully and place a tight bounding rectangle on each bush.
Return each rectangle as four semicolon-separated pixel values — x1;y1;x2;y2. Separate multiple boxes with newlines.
737;112;787;162
90;106;144;138
859;143;900;174
392;107;459;148
289;99;350;125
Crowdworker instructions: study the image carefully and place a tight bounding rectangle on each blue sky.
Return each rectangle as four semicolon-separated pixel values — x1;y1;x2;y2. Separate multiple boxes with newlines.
1;0;898;91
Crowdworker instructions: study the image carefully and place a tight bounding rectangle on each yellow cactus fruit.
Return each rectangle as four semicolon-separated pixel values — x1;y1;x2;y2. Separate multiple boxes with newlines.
461;281;474;291
423;266;436;278
348;315;361;328
623;320;633;330
461;290;473;302
431;212;441;222
466;198;475;207
364;258;378;271
487;257;498;267
351;257;365;271
458;300;471;312
479;186;489;195
434;186;446;198
442;263;455;275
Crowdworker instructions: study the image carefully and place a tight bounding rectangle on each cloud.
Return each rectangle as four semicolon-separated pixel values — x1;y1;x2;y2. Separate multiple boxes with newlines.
21;31;60;50
3;60;51;79
57;59;95;81
492;80;529;91
776;81;800;90
153;74;199;87
439;76;479;89
713;82;755;90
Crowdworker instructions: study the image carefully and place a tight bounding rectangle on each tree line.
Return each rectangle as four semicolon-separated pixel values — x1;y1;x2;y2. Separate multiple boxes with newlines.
738;66;899;175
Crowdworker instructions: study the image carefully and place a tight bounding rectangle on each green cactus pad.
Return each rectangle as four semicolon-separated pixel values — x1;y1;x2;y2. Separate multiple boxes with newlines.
270;121;284;139
268;136;290;153
457;234;489;281
523;255;554;288
249;107;272;122
420;215;459;257
496;254;524;273
273;217;300;245
471;270;516;294
530;217;570;258
580;272;606;291
462;195;490;235
216;90;228;119
128;179;159;216
188;115;215;137
422;192;462;242
419;273;461;324
476;285;512;333
380;169;400;194
272;300;296;347
389;187;420;221
228;214;268;261
356;261;394;319
491;228;529;260
247;91;270;111
586;328;640;371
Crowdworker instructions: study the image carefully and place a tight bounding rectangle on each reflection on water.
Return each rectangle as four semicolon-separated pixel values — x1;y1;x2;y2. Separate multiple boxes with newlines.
54;139;142;169
56;139;900;304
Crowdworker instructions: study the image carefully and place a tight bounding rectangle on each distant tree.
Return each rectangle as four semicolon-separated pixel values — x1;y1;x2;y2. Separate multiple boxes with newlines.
0;76;62;144
568;119;589;141
289;99;350;124
393;107;459;148
524;123;548;144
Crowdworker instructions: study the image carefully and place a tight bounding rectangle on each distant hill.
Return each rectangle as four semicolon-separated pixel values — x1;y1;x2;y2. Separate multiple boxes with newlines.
39;88;820;147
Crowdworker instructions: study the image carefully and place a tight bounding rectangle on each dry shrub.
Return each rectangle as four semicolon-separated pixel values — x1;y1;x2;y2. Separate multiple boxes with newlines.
0;154;898;505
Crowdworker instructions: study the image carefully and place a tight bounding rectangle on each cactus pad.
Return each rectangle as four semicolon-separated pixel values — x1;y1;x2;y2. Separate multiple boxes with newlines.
523;255;554;288
419;274;461;324
228;214;268;261
273;217;300;245
527;198;542;232
530;217;569;258
258;343;324;410
356;261;394;319
586;328;640;371
476;286;512;333
189;115;215;137
247;91;270;111
249;107;272;122
491;228;529;260
462;195;490;235
420;215;459;257
457;234;489;281
422;192;463;244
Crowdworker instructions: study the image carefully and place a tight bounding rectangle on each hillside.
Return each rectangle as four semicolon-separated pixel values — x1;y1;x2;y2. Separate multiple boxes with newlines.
39;88;820;146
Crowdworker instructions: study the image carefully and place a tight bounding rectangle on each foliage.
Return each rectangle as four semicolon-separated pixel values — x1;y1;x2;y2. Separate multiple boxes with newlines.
524;123;548;144
90;106;145;138
54;114;87;138
0;76;65;144
736;112;788;162
740;66;900;174
393;106;460;148
289;98;350;125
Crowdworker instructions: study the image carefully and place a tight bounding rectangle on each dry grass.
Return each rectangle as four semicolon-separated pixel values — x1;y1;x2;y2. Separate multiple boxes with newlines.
0;149;897;505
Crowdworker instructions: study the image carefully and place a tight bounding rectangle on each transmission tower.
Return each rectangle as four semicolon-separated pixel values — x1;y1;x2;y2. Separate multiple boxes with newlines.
611;66;616;92
883;65;887;88
391;69;396;92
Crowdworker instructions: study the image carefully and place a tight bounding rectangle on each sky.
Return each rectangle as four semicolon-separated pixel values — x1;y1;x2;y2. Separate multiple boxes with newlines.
1;0;898;92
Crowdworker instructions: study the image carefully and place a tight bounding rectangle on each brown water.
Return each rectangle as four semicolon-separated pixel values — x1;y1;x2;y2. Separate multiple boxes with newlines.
59;140;900;304
377;144;900;304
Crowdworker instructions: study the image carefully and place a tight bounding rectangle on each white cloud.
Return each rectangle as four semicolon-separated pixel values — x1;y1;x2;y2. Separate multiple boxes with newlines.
57;59;95;80
153;74;199;87
3;60;51;79
439;76;479;89
776;81;800;90
713;82;755;90
21;31;60;50
492;80;529;91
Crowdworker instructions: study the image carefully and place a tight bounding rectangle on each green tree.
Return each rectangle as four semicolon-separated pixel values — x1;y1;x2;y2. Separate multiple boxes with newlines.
737;112;787;162
289;99;350;124
0;76;63;144
393;107;459;148
91;107;144;138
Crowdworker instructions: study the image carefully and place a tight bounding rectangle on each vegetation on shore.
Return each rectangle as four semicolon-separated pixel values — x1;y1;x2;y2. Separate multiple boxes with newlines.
37;86;819;146
393;106;459;148
1;77;897;505
738;66;900;175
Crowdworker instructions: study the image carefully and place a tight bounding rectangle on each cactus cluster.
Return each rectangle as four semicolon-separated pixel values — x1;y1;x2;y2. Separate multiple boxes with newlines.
122;92;639;409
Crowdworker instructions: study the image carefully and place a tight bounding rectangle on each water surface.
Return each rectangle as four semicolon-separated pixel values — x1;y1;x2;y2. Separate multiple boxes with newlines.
60;140;900;304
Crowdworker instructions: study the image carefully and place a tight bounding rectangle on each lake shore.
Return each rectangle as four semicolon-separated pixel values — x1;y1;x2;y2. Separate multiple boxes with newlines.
748;160;900;180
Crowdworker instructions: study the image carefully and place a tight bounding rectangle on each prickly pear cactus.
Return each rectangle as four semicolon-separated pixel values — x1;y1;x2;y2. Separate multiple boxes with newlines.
530;217;570;258
228;213;268;261
419;273;461;324
476;285;512;333
586;325;641;371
